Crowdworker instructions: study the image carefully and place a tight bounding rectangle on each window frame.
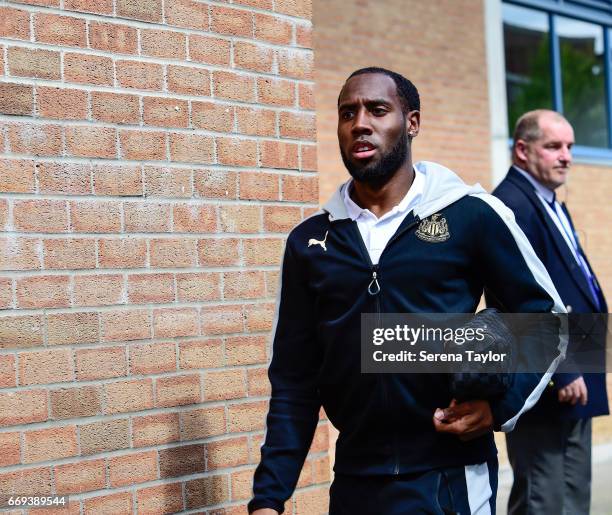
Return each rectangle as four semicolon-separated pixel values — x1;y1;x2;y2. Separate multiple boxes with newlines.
504;0;612;161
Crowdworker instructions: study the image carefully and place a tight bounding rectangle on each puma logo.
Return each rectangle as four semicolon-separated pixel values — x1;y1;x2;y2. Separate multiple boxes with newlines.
308;231;328;251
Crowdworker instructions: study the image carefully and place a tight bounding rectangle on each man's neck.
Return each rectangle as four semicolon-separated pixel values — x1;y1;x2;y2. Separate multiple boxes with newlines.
350;163;415;218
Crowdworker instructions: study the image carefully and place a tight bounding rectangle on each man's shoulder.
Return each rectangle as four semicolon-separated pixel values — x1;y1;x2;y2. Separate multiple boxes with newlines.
286;211;330;250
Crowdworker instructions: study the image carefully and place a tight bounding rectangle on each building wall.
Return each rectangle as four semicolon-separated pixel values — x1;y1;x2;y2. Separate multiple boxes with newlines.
0;0;329;513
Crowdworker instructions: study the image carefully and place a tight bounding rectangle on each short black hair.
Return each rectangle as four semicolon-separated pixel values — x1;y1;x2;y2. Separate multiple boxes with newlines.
343;67;420;113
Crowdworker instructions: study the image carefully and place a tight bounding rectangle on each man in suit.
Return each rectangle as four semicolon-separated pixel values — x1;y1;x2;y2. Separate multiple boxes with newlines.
493;109;608;514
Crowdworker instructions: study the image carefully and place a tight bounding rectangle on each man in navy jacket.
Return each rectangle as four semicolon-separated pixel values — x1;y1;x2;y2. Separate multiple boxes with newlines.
249;70;567;515
492;109;608;514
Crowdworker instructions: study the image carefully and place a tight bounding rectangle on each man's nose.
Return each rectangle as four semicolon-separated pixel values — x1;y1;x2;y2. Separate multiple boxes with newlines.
560;146;572;164
351;109;372;134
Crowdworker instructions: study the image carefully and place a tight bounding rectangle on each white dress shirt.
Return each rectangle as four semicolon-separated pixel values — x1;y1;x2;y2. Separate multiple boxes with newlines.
343;168;425;265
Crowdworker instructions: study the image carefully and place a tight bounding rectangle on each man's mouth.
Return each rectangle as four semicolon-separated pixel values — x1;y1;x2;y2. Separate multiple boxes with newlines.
351;141;377;160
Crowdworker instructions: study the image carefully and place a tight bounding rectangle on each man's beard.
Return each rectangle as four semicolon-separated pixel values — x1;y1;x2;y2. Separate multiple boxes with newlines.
341;130;408;187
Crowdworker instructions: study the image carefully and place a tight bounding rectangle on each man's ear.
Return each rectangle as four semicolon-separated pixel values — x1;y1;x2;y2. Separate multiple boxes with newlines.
406;110;420;138
514;139;529;164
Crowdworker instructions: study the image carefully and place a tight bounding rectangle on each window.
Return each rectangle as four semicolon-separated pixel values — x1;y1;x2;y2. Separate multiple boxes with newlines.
503;1;612;155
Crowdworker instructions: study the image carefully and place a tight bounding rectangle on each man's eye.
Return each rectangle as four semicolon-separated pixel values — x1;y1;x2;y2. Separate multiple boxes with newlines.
372;108;387;115
341;111;354;120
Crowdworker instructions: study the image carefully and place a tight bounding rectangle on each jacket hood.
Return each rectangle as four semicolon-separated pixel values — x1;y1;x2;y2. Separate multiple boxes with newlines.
322;161;486;221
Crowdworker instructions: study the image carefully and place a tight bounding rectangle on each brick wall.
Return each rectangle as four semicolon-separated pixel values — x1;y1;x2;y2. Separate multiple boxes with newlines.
0;0;329;513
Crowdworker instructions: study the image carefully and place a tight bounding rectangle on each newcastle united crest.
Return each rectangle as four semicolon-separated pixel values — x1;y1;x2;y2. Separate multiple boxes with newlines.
415;213;450;243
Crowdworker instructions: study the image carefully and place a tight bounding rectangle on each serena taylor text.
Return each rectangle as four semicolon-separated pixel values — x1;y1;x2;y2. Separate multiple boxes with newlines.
372;349;507;363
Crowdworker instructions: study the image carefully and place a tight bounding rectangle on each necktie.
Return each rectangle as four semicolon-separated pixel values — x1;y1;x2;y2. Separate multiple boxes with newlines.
547;197;602;311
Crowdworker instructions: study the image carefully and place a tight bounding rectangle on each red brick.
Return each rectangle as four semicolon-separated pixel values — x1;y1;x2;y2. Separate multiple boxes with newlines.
141;29;186;59
296;23;313;47
116;60;163;91
253;12;292;45
65;126;117;159
79;418;130;455
150;238;198;267
247;366;271;396
231;467;255;501
240;171;279;200
69;200;121;233
280;111;316;140
0;315;44;349
188;34;231;65
282;174;318;202
204;369;246;401
30;501;82;515
92;92;140;124
19;349;74;385
235;0;273;7
93;164;143;196
98;238;147;268
301;144;317;171
0;277;12;309
226;335;267;365
76;346;126;380
156;373;201;407
217;137;258;167
9;0;58;5
179;338;223;369
278;48;314;80
219;205;261;233
8;123;62;156
158;443;205;478
0;390;47;426
173;204;216;233
258;77;295;106
120;129;167;161
167;65;210;97
244;238;284;266
201;304;244;335
46;240;102;276
192;101;233;132
101;309;151;341
128;273;174;304
0;355;16;388
109;450;158;486
180;406;226;440
185;474;229;508
0;7;30;40
23;426;78;463
260;140;299;169
164;0;209;30
144;166;192;198
65;0;112;13
0;467;52;499
50;385;102;419
154;307;199;338
73;274;124;306
207;436;249;470
0;83;33;115
236;106;276;137
213;71;255;102
176;272;220;301
0;159;35;193
130;342;176;374
117;0;162;22
143;97;189;128
35;13;86;47
211;5;253;37
64;53;113;85
16;275;70;308
197;237;239;266
89;21;137;53
234;41;274;73
194;169;237;199
298;83;315;110
104;378;154;414
38;162;90;195
47;311;99;345
124;201;171;232
132;412;180;447
84;492;133;515
0;236;42;268
275;0;312;17
312;454;331;483
136;483;183;515
8;47;60;79
54;459;106;494
37;86;87;120
227;400;267;432
169;133;214;164
0;432;20;466
266;270;279;296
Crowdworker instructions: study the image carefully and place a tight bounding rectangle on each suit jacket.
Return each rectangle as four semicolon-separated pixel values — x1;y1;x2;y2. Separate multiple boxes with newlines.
491;166;608;419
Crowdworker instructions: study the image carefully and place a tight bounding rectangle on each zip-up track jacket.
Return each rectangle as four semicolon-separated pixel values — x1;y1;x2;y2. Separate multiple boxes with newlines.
248;162;567;514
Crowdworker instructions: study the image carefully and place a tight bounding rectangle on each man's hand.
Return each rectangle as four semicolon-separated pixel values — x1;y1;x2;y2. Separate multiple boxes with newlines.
558;376;588;406
251;509;279;515
433;399;494;441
